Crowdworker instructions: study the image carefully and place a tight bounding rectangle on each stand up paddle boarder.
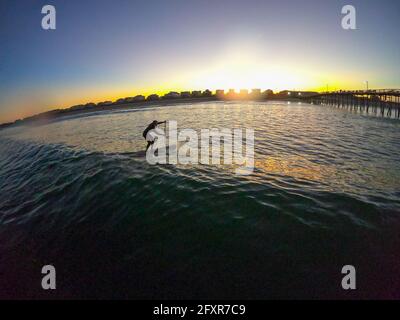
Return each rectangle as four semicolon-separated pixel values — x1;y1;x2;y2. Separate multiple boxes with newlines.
143;120;166;151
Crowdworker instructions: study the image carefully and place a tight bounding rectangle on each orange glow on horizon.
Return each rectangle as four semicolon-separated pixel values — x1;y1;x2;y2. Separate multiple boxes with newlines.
0;80;368;124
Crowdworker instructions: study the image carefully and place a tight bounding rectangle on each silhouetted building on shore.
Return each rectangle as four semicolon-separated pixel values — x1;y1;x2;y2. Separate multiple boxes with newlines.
133;95;145;101
163;91;180;99
264;89;274;98
251;89;261;99
180;91;191;98
202;89;212;97
116;98;127;104
147;94;159;101
191;91;202;97
226;89;236;99
97;101;113;106
216;90;224;99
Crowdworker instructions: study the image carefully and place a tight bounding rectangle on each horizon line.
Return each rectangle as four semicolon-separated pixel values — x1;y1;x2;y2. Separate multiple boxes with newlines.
1;87;399;126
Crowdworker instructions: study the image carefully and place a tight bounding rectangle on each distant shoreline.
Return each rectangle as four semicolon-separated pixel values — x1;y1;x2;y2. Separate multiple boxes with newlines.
0;97;216;130
0;95;307;130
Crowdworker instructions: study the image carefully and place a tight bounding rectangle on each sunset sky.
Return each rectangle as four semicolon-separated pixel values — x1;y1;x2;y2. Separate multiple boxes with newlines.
0;0;399;123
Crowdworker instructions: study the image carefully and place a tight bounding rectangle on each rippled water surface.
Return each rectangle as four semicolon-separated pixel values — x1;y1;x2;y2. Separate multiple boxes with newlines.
1;101;400;299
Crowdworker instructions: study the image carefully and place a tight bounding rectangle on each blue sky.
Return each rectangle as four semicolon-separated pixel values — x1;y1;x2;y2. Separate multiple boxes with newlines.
0;0;399;122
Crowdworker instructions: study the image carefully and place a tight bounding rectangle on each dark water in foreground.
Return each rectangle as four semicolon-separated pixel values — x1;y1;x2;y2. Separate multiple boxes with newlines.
1;101;400;299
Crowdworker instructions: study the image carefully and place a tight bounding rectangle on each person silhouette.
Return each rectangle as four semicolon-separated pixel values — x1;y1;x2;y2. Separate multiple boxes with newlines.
143;120;166;151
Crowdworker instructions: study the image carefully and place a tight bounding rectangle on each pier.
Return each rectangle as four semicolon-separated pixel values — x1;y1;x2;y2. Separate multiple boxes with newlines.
301;89;400;118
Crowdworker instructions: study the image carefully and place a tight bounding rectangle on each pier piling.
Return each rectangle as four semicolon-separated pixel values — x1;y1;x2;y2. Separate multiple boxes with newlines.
302;90;400;119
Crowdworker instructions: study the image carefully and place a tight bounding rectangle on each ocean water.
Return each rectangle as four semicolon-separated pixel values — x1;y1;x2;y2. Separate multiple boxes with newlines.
0;101;399;299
